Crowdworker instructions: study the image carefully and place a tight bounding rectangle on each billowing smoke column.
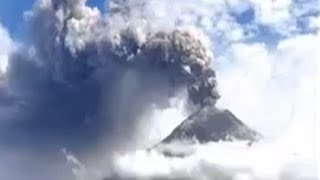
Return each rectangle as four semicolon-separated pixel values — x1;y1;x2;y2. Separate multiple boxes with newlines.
130;29;220;106
25;0;219;104
3;0;219;155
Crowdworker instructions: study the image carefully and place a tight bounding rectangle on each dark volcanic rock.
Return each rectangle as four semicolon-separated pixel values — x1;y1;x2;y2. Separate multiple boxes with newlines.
160;106;262;144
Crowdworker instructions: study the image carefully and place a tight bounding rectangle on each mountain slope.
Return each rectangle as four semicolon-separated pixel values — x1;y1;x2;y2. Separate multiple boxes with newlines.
161;106;262;145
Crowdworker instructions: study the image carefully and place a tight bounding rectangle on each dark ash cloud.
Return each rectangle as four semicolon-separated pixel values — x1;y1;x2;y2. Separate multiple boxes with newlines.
0;0;221;179
2;0;220;150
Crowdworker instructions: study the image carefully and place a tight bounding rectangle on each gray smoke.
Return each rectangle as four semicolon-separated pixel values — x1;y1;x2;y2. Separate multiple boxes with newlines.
0;1;223;179
3;0;220;154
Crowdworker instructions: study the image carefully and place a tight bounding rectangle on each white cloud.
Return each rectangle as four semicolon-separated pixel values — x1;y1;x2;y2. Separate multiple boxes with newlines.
132;0;318;48
0;24;13;76
216;32;319;138
136;95;188;147
309;15;320;30
248;0;320;36
250;0;292;24
137;0;249;43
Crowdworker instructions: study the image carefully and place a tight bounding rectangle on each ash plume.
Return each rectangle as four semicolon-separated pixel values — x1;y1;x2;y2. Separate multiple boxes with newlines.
3;0;220;153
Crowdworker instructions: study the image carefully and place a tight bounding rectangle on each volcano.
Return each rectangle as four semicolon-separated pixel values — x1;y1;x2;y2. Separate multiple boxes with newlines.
152;105;262;157
162;106;262;144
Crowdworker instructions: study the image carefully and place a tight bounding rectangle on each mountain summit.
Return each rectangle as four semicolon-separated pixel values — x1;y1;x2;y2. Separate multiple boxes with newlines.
151;105;262;157
161;106;262;144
